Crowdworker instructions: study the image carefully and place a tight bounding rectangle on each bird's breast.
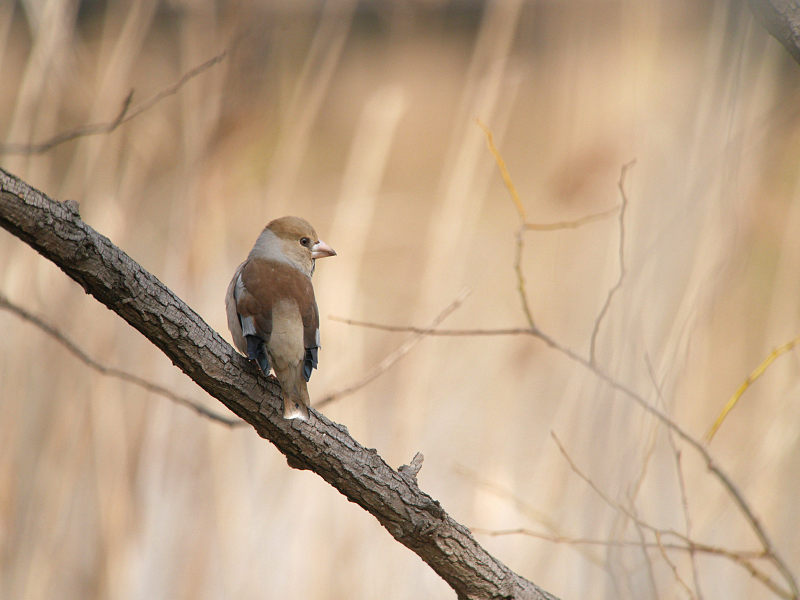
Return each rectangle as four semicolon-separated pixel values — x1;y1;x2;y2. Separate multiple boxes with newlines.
267;298;305;367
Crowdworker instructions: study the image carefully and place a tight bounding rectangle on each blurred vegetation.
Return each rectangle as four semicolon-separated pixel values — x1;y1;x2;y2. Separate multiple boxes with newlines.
2;1;800;599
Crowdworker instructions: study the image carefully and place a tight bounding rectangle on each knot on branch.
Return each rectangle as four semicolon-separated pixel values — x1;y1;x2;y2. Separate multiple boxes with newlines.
63;199;80;218
399;451;424;482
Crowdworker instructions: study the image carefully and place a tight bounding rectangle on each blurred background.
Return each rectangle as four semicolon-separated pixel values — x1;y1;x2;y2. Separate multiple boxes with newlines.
2;0;800;598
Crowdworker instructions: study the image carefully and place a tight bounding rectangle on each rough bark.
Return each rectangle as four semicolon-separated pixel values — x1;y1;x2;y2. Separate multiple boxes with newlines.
749;0;800;64
0;167;558;600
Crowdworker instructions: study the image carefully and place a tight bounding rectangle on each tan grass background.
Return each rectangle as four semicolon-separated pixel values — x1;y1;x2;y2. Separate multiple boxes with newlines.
2;1;800;598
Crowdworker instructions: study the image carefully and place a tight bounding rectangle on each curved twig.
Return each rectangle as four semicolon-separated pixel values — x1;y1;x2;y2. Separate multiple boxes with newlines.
0;52;226;155
0;292;243;427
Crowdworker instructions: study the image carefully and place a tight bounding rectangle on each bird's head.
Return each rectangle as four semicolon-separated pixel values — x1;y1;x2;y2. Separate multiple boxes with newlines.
258;216;336;276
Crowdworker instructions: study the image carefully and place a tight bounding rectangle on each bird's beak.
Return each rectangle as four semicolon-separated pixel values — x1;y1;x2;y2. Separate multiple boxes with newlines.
311;239;336;259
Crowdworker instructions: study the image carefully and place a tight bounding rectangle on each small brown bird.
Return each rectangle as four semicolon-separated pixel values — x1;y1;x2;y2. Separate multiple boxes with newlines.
226;216;336;420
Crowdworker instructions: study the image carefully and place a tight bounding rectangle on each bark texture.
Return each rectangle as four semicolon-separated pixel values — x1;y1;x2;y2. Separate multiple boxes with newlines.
749;0;800;63
0;167;558;600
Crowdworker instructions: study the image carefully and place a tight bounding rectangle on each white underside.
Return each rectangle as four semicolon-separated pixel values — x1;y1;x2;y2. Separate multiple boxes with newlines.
267;298;304;368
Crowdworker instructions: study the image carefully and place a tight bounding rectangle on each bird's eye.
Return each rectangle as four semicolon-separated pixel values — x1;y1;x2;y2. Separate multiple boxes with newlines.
300;237;310;247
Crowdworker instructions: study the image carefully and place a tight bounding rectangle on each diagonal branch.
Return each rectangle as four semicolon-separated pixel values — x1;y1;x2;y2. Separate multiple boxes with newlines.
748;0;800;65
589;160;635;364
0;92;134;155
334;298;798;599
476;119;536;328
0;291;243;427
0;167;557;600
471;526;765;561
0;51;226;155
706;333;800;441
551;432;793;600
644;353;705;599
318;289;470;408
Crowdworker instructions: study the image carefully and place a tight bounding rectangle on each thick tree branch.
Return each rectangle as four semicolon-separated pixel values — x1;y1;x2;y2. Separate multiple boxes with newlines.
749;0;800;65
0;167;557;600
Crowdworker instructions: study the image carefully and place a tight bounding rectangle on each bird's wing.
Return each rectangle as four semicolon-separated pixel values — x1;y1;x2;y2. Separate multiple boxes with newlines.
225;262;248;354
238;259;320;380
301;291;320;382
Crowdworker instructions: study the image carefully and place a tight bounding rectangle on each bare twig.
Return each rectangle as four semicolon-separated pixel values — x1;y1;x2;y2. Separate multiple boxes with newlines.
0;92;134;155
523;205;619;231
0;51;226;155
319;289;470;408
328;318;534;337
121;51;227;123
333;284;799;598
478;120;624;332
335;133;799;597
551;431;794;600
471;526;764;560
454;463;609;569
0;292;242;427
589;160;635;364
654;531;697;600
399;452;425;482
454;464;561;535
645;353;705;600
476;119;536;328
625;498;661;600
565;355;798;597
706;333;800;441
476;118;526;220
513;225;536;328
626;358;673;598
478;119;626;338
674;450;703;599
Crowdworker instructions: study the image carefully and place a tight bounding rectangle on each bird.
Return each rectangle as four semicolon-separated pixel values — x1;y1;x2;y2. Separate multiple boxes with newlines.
226;216;336;420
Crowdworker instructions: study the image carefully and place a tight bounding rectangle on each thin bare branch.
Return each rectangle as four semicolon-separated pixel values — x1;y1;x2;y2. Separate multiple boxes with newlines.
654;531;697;600
478;122;622;333
0;51;226;155
644;353;705;600
626;358;672;598
523;205;619;231
589;160;635;364
332;141;798;597
0;91;134;155
454;464;561;535
476;118;526;221
0;291;242;427
551;431;794;600
454;464;608;569
476;119;536;328
513;225;536;328
471;526;764;560
318;289;470;408
122;51;227;123
328;317;535;337
333;296;799;598
706;333;800;441
565;347;798;598
674;450;703;599
625;498;661;600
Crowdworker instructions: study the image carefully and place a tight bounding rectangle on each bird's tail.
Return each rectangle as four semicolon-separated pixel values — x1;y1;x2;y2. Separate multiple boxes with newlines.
274;364;311;421
283;394;310;421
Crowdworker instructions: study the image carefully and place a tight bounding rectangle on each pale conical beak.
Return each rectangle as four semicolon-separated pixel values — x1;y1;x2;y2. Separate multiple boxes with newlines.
311;239;336;259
